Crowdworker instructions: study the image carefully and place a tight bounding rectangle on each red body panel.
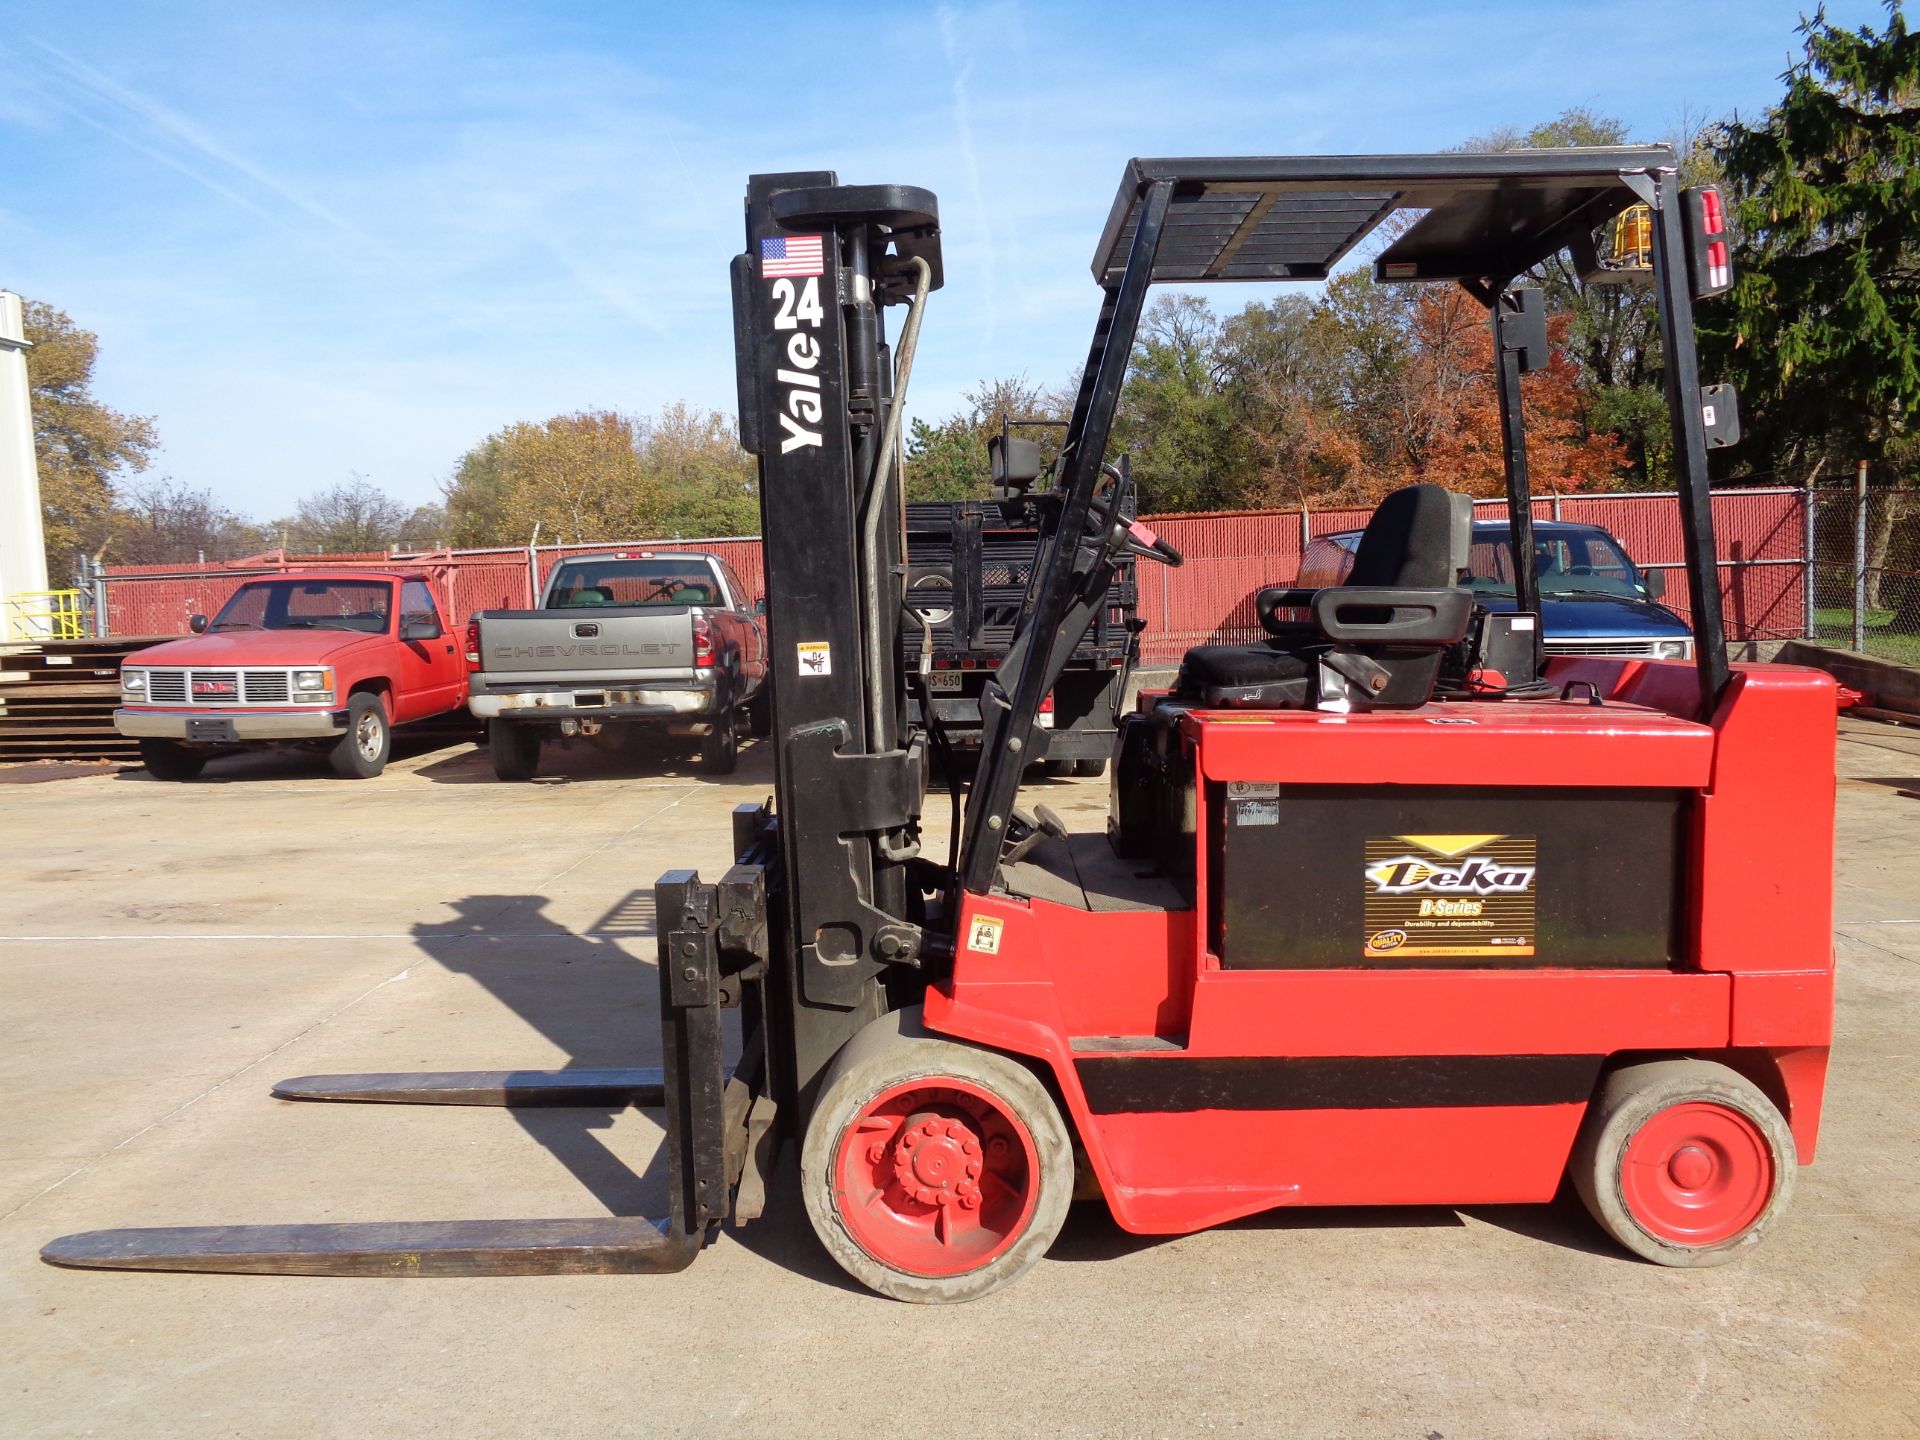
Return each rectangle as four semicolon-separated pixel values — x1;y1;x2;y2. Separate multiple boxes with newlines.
926;658;1837;1236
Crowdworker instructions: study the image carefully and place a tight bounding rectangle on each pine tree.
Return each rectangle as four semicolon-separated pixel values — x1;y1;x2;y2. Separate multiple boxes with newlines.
1708;2;1919;485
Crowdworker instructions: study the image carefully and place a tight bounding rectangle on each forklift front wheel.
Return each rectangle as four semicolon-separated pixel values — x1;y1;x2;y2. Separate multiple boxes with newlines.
802;1009;1073;1303
1571;1059;1797;1268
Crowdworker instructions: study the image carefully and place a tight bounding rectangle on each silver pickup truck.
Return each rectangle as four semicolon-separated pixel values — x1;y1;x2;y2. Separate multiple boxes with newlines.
469;550;769;780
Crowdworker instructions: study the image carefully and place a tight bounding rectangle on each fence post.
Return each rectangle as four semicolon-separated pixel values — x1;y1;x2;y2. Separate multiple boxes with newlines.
1853;461;1869;652
1801;486;1815;639
90;555;109;638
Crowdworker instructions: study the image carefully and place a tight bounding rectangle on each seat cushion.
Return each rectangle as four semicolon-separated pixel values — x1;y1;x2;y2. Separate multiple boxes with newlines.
1179;643;1310;691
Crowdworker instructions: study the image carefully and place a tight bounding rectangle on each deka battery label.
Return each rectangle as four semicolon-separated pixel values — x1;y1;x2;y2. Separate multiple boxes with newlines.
1362;834;1537;959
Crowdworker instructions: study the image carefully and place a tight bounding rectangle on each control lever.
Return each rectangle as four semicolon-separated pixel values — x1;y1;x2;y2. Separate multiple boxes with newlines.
1000;803;1068;865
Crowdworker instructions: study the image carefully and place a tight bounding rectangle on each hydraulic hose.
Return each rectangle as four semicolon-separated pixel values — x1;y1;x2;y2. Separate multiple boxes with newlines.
860;254;932;762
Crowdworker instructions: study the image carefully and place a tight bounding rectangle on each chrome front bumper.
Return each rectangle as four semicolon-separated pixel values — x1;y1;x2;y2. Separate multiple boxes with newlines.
115;708;348;741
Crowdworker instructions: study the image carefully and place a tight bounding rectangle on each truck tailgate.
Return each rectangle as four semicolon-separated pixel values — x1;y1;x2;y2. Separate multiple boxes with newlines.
475;608;700;687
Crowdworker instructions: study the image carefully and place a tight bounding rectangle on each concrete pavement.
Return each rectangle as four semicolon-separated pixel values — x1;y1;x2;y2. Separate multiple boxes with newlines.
2;721;1917;1437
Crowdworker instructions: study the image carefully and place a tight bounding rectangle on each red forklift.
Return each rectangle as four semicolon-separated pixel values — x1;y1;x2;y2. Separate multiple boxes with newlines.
46;149;1835;1303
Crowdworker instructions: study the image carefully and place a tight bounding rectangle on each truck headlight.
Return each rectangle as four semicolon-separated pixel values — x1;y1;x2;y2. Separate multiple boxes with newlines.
1656;641;1690;659
293;669;333;693
122;669;146;694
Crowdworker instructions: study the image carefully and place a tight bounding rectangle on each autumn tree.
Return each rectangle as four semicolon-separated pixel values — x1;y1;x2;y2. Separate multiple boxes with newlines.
274;475;414;555
450;410;664;545
113;478;267;564
23;301;158;572
644;402;760;537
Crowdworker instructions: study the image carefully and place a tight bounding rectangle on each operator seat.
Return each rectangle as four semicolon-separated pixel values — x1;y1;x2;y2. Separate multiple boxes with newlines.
1175;483;1475;711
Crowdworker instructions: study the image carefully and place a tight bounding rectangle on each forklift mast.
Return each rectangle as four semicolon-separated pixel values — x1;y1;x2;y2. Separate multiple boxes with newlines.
729;175;944;1111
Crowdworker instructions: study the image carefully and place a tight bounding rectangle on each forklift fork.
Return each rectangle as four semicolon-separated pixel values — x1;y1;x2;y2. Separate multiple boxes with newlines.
40;869;765;1278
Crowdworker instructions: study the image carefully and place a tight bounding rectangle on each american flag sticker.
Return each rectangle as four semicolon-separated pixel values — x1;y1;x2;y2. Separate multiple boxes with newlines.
761;234;825;278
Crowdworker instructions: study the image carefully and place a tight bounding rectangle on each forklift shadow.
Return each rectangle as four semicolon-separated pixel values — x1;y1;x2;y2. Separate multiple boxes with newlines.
1046;1200;1466;1263
403;890;849;1283
414;732;774;786
1050;1186;1620;1263
407;892;675;1218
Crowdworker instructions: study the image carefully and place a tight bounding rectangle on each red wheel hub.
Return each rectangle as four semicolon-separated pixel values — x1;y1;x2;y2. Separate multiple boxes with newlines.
833;1079;1039;1277
1621;1101;1775;1246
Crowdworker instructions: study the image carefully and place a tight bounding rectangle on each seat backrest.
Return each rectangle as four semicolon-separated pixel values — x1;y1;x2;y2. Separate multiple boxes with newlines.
564;586;614;607
1346;483;1473;589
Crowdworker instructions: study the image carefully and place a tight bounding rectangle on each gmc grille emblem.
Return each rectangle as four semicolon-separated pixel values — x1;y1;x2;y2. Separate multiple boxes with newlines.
193;680;236;696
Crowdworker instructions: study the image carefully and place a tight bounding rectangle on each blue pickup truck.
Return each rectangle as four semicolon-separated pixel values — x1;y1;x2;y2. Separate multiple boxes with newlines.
1298;518;1692;659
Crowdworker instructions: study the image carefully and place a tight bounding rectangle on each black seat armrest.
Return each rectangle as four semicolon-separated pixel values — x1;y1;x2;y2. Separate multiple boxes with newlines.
1256;586;1319;635
1311;587;1472;646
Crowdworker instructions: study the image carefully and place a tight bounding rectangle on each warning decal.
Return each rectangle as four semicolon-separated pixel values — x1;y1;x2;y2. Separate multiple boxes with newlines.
796;641;832;677
1362;833;1537;959
966;914;1004;955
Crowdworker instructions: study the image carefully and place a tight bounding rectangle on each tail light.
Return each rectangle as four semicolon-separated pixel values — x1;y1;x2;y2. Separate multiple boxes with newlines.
693;615;715;667
463;621;480;667
1682;185;1732;299
1037;691;1055;729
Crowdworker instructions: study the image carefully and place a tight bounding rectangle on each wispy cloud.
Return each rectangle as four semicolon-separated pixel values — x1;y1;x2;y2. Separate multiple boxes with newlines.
28;40;378;249
936;4;999;352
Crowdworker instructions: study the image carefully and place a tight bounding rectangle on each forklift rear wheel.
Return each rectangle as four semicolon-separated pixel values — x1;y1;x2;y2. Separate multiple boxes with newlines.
700;718;739;775
1571;1059;1796;1267
488;718;541;782
138;738;205;781
802;1009;1073;1303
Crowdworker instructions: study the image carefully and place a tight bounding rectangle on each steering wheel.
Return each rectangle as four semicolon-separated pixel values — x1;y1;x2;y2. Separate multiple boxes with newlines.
1083;463;1184;567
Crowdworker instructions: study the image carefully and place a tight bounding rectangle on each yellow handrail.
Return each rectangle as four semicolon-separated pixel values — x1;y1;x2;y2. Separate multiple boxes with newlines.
5;589;88;641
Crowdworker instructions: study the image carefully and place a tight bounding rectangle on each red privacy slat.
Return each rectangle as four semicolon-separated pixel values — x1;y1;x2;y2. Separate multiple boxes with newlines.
100;493;1807;661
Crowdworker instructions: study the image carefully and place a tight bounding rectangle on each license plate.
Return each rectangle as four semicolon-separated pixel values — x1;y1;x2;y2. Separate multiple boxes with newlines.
923;671;965;692
186;718;236;742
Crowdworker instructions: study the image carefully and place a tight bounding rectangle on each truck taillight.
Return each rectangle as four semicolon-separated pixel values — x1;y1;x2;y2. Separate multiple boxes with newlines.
1037;690;1055;728
464;621;480;667
1682;185;1733;299
693;615;715;667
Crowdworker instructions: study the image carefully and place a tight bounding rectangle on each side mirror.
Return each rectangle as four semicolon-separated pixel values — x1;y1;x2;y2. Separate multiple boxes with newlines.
1642;569;1666;600
401;618;442;641
189;614;208;634
753;598;767;616
989;435;1043;493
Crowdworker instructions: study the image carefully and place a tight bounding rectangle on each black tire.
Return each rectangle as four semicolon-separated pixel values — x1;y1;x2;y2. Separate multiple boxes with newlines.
747;684;774;739
328;692;391;778
1570;1058;1796;1268
1072;757;1107;778
488;718;541;782
1040;758;1074;778
138;738;205;781
700;716;739;775
802;1008;1074;1303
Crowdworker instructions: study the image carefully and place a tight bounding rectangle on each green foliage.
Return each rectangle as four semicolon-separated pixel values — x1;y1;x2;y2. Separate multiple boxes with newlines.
1113;295;1248;512
23;300;159;571
902;376;1058;501
1707;1;1920;482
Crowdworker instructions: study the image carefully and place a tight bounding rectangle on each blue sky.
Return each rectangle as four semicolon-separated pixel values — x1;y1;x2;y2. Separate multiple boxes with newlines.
0;0;1876;519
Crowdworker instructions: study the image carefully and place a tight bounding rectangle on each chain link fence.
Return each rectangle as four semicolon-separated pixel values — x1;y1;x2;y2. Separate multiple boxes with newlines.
82;487;1920;672
1807;482;1920;667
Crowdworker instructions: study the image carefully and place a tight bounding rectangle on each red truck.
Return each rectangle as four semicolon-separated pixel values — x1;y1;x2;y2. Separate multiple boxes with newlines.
114;570;469;780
